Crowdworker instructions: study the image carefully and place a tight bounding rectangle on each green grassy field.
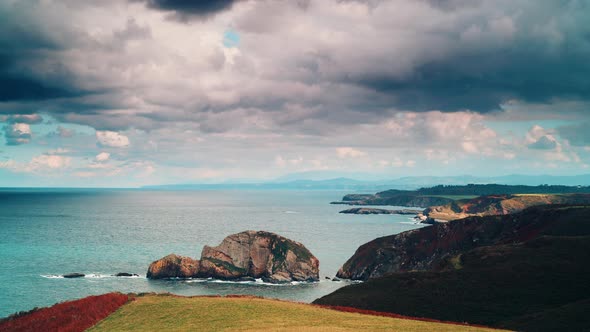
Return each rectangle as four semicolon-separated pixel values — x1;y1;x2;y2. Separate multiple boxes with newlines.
89;294;505;331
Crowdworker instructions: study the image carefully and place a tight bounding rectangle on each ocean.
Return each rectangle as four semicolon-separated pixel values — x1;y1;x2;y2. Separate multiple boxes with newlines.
0;189;423;317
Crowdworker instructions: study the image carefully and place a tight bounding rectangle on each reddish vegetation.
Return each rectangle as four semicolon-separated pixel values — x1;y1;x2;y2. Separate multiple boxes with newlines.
0;293;130;332
316;305;503;330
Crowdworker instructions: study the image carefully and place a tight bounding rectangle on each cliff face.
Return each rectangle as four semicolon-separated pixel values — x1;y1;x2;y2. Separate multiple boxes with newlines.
425;193;590;221
147;231;319;283
316;235;590;330
336;205;590;280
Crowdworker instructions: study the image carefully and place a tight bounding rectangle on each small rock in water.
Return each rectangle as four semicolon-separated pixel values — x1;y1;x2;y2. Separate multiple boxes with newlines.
325;276;331;280
236;276;256;282
63;273;85;278
114;272;139;277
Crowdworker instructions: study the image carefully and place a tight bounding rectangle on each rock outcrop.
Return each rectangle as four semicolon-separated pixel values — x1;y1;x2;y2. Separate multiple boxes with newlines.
147;254;200;279
147;231;319;283
336;204;590;280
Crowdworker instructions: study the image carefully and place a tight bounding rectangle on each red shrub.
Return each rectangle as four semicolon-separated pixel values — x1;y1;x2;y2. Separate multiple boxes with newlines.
0;293;129;332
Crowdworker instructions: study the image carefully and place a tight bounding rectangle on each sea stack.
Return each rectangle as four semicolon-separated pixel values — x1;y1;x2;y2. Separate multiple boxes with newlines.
147;230;320;283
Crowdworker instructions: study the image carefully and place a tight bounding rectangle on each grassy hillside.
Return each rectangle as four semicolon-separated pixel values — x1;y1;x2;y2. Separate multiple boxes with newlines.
89;294;503;332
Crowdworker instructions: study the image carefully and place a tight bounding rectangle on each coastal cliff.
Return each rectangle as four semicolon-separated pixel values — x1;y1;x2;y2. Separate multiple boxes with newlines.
425;193;590;221
147;231;319;283
337;204;590;280
317;205;590;330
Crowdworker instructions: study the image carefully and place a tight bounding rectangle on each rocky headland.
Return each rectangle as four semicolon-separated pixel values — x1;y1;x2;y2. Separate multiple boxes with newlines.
332;184;590;209
316;205;590;330
336;204;590;280
147;230;319;283
424;193;590;221
331;193;453;208
339;207;423;215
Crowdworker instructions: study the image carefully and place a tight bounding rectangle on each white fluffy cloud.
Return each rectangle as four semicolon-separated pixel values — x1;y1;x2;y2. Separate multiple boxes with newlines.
96;131;130;148
29;155;71;170
95;152;111;162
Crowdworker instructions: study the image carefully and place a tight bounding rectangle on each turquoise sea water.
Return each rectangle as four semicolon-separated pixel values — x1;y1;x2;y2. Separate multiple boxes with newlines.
0;189;424;317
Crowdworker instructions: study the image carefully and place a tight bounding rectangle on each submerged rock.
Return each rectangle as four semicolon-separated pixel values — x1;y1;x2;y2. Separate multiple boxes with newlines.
63;273;85;278
114;272;139;277
147;231;319;283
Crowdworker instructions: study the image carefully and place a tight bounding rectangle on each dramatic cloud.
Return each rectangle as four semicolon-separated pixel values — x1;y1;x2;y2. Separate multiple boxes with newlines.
4;123;32;145
2;0;589;130
0;2;86;102
0;0;588;185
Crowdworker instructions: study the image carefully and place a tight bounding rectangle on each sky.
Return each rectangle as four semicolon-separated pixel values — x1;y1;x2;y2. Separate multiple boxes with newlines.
1;0;590;187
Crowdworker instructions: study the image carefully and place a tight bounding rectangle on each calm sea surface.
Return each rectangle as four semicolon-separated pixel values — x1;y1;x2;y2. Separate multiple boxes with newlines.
0;189;424;317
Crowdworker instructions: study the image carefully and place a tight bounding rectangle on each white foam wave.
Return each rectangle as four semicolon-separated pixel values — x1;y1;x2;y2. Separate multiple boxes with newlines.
41;273;144;279
85;273;113;279
181;278;314;286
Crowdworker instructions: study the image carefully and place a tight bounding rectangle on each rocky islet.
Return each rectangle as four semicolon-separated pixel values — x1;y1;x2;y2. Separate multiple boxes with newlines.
147;230;319;283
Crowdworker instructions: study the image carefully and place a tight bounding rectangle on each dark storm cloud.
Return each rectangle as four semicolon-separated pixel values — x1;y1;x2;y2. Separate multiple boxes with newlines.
1;0;589;135
317;0;590;113
0;4;89;103
134;0;237;19
353;49;590;112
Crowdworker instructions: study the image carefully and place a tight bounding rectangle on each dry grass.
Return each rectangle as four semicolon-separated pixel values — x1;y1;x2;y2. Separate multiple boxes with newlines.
89;294;506;332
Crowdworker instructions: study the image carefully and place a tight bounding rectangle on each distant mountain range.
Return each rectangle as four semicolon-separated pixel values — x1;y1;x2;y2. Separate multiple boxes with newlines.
143;174;590;191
